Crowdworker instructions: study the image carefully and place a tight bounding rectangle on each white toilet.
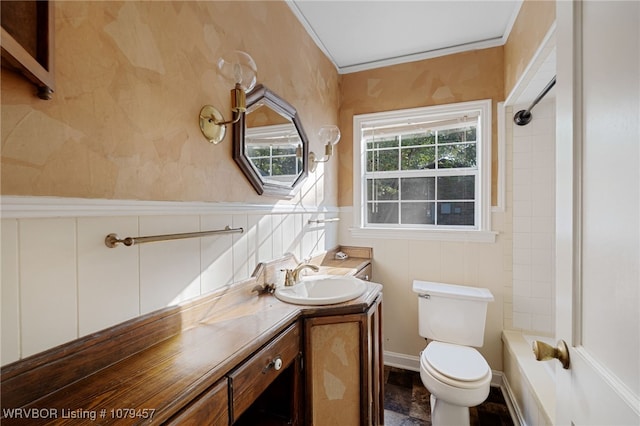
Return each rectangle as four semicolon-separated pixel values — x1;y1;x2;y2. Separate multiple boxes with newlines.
412;280;494;426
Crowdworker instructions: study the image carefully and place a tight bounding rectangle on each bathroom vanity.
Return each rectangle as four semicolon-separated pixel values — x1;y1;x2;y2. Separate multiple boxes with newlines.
0;248;382;426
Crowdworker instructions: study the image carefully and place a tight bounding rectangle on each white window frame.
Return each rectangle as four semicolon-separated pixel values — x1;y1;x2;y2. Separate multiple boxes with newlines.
245;124;303;180
351;100;496;242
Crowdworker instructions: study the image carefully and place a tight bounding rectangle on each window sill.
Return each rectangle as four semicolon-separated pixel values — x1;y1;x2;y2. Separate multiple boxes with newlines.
348;227;498;243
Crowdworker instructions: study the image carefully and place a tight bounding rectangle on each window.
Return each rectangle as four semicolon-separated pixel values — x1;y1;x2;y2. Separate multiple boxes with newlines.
245;124;303;183
247;144;301;180
352;100;495;242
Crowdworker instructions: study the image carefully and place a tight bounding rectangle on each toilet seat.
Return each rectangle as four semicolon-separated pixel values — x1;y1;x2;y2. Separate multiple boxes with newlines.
421;342;490;389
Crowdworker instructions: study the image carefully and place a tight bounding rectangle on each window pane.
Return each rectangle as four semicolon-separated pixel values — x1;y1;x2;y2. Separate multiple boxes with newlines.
366;137;398;150
272;146;296;156
438;126;476;143
401;146;436;170
368;202;398;224
252;158;270;177
437;202;475;225
247;146;270;157
271;156;297;176
401;202;435;224
401;132;435;146
401;177;435;200
437;143;476;168
367;178;399;200
367;149;399;172
437;176;475;200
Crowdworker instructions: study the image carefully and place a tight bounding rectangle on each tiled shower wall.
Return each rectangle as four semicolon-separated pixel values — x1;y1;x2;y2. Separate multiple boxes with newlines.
1;201;338;365
509;99;556;334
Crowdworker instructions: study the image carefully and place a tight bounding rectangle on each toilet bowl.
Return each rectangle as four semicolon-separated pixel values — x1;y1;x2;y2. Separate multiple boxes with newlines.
412;280;494;426
420;342;492;425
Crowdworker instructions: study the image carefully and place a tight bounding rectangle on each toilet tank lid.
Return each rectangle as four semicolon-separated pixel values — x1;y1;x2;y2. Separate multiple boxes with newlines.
412;280;494;301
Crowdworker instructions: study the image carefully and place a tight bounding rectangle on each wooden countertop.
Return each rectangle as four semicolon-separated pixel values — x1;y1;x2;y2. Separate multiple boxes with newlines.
1;252;377;425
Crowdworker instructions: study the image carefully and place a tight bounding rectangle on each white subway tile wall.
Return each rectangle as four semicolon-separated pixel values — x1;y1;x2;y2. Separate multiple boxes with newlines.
510;100;556;334
1;207;337;365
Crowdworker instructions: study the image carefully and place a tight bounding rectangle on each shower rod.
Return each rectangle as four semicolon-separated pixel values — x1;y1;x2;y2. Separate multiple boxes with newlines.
513;76;556;126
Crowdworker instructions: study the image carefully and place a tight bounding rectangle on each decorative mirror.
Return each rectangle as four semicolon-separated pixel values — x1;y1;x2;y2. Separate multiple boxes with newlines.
233;85;309;198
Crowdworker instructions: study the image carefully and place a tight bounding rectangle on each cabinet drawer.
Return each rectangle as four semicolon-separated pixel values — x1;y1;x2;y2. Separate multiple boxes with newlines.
165;377;228;425
228;321;301;422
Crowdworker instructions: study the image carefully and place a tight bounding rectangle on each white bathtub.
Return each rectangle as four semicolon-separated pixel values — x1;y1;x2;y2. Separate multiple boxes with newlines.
502;330;556;426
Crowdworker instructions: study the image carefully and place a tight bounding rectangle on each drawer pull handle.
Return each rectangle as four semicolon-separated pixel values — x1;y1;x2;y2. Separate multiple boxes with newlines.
262;356;283;374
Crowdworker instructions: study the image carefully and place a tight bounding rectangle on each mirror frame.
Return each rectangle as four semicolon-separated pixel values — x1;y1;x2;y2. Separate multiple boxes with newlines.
233;84;309;198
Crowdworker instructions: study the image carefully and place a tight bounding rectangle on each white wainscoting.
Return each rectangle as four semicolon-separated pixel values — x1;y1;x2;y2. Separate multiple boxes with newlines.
1;196;339;365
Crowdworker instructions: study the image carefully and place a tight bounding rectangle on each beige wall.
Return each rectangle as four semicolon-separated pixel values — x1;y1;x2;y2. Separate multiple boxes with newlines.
1;1;340;205
2;0;556;372
339;210;510;371
337;46;504;207
1;1;342;365
334;2;557;371
334;47;508;370
504;0;556;97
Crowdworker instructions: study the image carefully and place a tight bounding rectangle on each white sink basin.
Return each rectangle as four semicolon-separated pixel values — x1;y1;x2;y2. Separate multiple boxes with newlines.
274;275;367;305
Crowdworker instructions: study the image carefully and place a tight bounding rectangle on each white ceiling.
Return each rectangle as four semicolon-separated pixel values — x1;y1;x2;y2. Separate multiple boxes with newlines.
288;0;523;74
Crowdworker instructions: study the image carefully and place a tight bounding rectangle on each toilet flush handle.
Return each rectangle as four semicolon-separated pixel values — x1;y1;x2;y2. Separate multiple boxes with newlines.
532;339;571;369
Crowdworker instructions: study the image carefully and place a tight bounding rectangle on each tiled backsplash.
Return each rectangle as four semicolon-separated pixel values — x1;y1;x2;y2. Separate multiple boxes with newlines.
509;99;556;334
1;198;338;365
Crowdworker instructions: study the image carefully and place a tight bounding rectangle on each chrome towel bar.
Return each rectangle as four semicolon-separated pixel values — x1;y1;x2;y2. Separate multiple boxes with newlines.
307;218;340;224
105;226;243;248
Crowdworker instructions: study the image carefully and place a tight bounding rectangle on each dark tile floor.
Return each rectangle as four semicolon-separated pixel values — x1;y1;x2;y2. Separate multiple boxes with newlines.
383;366;514;426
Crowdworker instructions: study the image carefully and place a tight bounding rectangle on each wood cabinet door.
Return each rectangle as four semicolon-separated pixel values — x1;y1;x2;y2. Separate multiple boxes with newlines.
367;294;384;425
305;314;363;426
304;297;383;426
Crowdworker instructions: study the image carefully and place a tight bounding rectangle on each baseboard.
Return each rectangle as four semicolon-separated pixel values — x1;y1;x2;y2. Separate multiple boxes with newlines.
491;369;503;387
501;374;526;426
383;351;420;372
384;351;509;388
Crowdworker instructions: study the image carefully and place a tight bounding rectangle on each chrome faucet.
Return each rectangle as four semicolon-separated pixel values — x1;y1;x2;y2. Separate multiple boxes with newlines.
283;263;320;286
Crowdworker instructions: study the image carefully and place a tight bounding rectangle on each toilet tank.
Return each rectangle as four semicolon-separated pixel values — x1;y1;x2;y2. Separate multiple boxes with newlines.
413;280;494;347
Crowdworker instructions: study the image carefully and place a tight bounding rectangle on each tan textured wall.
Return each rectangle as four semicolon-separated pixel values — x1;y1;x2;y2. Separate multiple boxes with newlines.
1;1;340;204
504;0;556;97
337;47;504;207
